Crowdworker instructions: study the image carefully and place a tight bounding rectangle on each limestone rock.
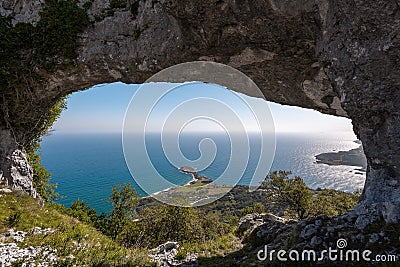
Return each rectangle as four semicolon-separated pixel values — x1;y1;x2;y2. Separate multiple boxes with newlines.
0;227;58;266
9;150;37;199
319;0;400;224
0;242;58;266
239;213;296;234
3;229;26;243
149;241;198;267
0;188;12;194
238;213;265;232
300;223;318;239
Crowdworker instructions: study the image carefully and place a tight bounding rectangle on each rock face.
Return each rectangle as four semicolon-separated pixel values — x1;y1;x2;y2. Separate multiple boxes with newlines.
0;0;399;223
318;0;400;223
9;150;37;198
0;129;37;199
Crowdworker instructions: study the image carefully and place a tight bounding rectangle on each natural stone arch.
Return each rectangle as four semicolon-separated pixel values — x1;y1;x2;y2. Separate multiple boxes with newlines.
0;0;399;224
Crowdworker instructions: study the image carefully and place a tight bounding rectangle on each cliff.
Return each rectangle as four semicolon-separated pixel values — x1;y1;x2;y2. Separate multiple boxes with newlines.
0;0;399;225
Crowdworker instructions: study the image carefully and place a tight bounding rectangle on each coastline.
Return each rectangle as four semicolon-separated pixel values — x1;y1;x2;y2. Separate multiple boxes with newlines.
150;167;213;197
315;141;367;171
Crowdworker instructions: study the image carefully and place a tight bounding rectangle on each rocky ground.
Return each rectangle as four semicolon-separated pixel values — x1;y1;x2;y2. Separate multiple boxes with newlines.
0;229;198;267
0;228;57;267
149;241;198;267
234;212;400;266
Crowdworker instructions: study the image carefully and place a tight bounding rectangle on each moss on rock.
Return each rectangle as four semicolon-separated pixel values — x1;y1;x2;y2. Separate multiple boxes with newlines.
0;0;89;146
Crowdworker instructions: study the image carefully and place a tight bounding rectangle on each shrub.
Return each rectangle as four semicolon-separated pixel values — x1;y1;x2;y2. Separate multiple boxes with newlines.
66;198;99;225
119;201;230;248
241;202;266;216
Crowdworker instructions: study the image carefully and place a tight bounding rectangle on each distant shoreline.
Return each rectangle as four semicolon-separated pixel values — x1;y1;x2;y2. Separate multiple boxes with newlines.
150;167;213;197
315;141;367;172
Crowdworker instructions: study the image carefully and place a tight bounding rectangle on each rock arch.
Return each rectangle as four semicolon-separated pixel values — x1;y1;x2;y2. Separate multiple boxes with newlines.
0;0;399;223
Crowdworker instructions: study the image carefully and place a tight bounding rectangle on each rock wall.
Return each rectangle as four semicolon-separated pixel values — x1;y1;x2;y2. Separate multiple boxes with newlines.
0;129;37;198
0;0;399;222
319;0;400;223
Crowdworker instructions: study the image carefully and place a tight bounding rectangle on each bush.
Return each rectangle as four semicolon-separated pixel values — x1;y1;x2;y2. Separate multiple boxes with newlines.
34;0;90;65
310;188;359;217
65;198;99;225
57;184;234;252
241;202;266;216
119;201;230;248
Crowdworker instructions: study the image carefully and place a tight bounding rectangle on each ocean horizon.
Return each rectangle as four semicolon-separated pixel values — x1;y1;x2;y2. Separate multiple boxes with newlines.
40;131;365;213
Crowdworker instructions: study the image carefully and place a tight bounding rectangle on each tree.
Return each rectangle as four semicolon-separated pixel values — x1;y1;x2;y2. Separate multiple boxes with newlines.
261;171;360;220
262;171;313;220
108;183;139;240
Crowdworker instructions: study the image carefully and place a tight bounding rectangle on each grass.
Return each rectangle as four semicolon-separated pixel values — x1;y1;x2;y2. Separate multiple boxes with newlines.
0;192;150;266
0;191;245;266
181;232;242;257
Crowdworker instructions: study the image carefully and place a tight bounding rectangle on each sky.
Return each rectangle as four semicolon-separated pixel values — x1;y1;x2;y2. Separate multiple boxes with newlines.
50;82;355;134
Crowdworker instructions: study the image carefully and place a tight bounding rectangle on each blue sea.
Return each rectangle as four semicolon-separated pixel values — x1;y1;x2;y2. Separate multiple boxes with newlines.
40;132;365;213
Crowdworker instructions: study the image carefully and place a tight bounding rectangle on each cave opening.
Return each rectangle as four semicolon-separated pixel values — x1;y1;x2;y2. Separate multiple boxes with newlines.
38;82;366;213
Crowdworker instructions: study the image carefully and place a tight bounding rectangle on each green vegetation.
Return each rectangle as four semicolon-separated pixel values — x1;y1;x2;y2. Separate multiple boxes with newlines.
6;211;22;227
0;193;150;266
240;202;266;217
0;0;89;145
94;0;138;22
34;0;90;67
82;0;94;11
108;183;139;240
132;202;231;248
26;97;67;202
1;1;89;202
0;169;363;265
61;198;99;226
62;184;236;255
261;170;360;220
0;0;89;83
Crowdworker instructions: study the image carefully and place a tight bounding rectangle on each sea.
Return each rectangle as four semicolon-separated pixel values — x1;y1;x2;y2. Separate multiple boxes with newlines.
40;132;366;213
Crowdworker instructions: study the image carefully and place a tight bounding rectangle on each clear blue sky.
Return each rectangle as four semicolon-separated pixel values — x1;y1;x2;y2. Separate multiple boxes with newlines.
51;82;355;135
